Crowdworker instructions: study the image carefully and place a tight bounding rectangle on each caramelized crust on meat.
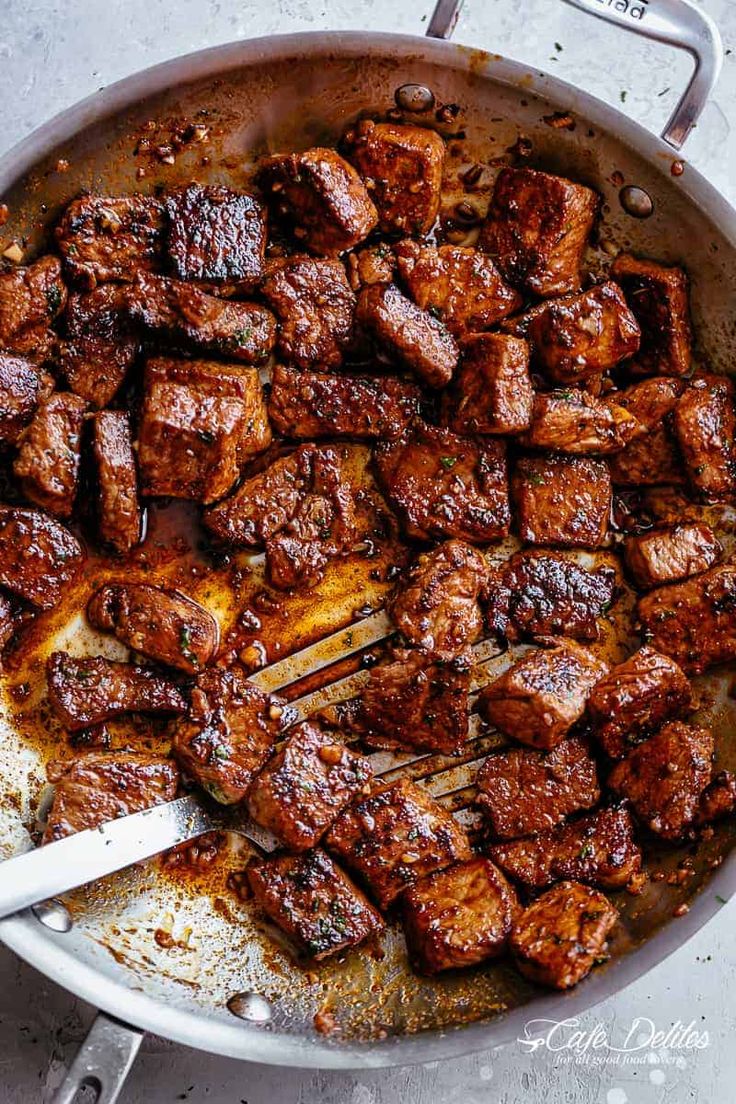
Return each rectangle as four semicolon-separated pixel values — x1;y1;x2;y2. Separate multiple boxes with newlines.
0;507;83;609
608;377;686;487
247;849;383;960
0;354;53;443
586;646;692;759
13;393;87;518
325;778;472;909
608;721;714;839
624;523;720;590
478;167;598;297
442;333;533;436
43;752;179;844
479;639;608;750
402;857;520;974
637;564;736;674
520;389;640;454
164;183;267;283
343;120;445;236
257;148;377;256
92;411;141;554
697;771;736;826
246;721;372;850
87;583;219;674
513;454;611;548
673;375;736;501
475;735;600;839
0;592;22;654
510;881;618;989
375;422;510;543
357;283;458;389
60;283;137;407
611;253;692;376
172;668;282;804
0;255;67;357
261;255;355;369
47;652;186;731
345;242;396;292
56;195;164;287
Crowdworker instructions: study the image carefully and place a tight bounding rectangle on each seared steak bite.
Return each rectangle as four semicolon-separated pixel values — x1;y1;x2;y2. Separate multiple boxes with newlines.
479;639;608;750
127;272;276;364
624;523;720;590
343;120;445;237
59;284;137;408
637;564;736;675
520;389;640;454
389;540;487;663
607;720;714;840
246;849;383;960
528;282;640;384
0;354;53;444
374;422;510;543
512;454;611;548
478;167;598;297
611;252;692;376
475;735;600;839
608;376;686;487
42;752;179;844
697;771;736;826
56;194;164;287
673;375;736;501
257;147;377;255
92;411;141;554
357;283;458;389
442;333;533;436
164;183;267;283
484;550;616;643
394;240;522;336
345;242;396;292
87;583;219;674
326;778;472;910
402;857;520;974
246;721;372;850
0;507;83;609
47;652;187;731
261;255;355;370
586;646;692;760
267;363;421;441
172;668;282;804
0;255;67;357
510;881;618;990
13;393;87;518
490;804;642;891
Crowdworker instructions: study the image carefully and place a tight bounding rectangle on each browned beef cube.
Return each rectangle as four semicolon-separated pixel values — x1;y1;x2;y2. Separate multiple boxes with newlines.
261;255;355;369
611;253;692;376
127;272;276;364
0;255;66;358
267;363;420;440
13;393;87;518
625;523;720;590
608;721;714;839
478;167;598;297
204;444;356;589
479;639;608;750
172;668;282;804
246;721;372;850
87;583;219;675
247;849;383;960
59;284;137;408
375;422;510;543
484;550;616;643
490;804;642;891
476;735;600;839
43;752;179;844
357;283;458;389
442;333;533;436
513;454;611;548
164;183;267;283
55;194;164;287
510;881;617;989
326;778;472;909
0;507;83;609
528;282;640;384
389;540;486;663
520;390;640;454
0;354;53;443
673;375;736;501
345;242;396;292
92;411;141;554
395;240;522;336
637;565;736;675
47;652;186;730
258;147;377;256
586;646;692;759
609;377;686;487
696;771;736;825
402;858;520;974
343;120;445;236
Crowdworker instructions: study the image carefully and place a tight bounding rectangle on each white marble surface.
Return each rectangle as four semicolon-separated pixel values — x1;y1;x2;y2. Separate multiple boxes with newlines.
0;1;735;1101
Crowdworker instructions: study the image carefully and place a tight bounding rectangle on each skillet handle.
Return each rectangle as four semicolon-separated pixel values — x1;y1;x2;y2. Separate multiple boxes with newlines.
427;0;723;151
52;1012;143;1104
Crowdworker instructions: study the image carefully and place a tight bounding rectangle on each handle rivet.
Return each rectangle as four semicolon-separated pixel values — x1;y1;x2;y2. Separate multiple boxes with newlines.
227;991;272;1023
619;185;654;219
32;898;72;932
395;84;435;113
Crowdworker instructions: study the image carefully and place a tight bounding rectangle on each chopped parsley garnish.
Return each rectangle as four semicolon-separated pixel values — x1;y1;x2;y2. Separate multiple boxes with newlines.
440;455;457;471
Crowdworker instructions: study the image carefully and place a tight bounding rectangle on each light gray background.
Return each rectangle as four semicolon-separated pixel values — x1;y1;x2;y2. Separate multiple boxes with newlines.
0;1;735;1101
